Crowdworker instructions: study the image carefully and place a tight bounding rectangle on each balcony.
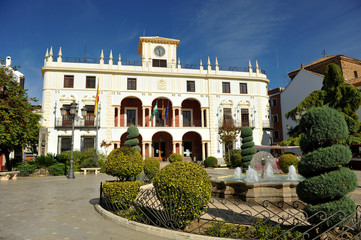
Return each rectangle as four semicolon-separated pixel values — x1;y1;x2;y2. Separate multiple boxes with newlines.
55;116;96;129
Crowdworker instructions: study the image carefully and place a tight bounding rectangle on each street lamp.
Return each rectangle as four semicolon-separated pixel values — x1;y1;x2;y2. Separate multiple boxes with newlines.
60;101;86;179
295;108;307;121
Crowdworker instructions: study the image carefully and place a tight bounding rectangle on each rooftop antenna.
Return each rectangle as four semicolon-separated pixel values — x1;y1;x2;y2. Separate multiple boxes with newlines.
321;50;326;57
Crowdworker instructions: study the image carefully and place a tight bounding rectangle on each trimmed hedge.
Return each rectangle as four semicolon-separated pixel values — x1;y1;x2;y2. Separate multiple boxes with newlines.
168;153;183;163
153;161;212;228
241;127;256;169
47;163;66;176
204;156;218;168
278;154;299;173
304;196;356;227
124;125;141;152
298;144;352;178
144;157;160;181
230;153;242;167
299;107;348;154
104;147;144;180
15;164;37;176
102;180;142;209
296;106;357;228
297;167;358;204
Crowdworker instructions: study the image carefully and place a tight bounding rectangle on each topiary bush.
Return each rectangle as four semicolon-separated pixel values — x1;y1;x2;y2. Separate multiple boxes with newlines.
34;154;57;168
104;147;144;181
240;127;256;169
144;157;160;181
278;154;299;173
168;153;183;163
124;125;141;152
229;149;242;167
296;106;358;228
153;161;212;228
47;163;66;176
102;180;142;209
204;156;218;168
15;164;37;176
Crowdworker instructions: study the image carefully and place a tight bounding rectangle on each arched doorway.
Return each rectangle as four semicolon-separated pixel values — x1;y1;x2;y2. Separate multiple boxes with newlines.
152;132;173;161
120;132;143;154
182;132;202;161
151;98;173;127
181;98;202;127
119;97;143;127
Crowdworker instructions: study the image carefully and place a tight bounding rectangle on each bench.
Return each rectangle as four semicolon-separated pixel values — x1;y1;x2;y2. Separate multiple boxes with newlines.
81;168;101;175
0;171;20;180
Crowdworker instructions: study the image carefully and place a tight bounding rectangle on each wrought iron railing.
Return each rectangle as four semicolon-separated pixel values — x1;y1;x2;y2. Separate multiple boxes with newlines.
60;57;266;73
55;117;96;128
99;183;361;239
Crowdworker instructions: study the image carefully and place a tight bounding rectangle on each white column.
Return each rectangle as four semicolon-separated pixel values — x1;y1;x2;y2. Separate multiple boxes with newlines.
142;107;145;127
142;142;146;159
118;107;120;127
172;108;176;127
149;143;152;157
202;141;206;161
173;142;176;153
201;108;204;127
180;108;183;127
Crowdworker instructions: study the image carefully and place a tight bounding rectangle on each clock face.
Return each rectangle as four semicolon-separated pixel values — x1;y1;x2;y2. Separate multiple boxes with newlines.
154;46;165;57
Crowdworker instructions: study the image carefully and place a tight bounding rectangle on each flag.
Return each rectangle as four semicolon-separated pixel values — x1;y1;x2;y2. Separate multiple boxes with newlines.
162;100;165;120
151;102;158;119
165;102;169;119
94;82;99;117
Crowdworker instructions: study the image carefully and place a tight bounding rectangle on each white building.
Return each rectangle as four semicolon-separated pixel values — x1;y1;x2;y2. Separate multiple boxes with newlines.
40;36;271;163
280;69;324;140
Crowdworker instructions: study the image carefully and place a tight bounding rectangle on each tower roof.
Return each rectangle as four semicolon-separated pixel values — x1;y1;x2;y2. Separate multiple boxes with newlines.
138;36;180;55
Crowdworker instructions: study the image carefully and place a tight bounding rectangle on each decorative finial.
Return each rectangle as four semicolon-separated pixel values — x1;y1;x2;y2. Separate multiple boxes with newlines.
248;60;252;68
49;47;53;56
301;62;304;69
178;58;180;65
58;47;62;57
256;60;259;69
118;54;121;61
100;50;104;59
215;57;218;66
207;56;210;66
45;48;49;58
200;59;203;66
109;50;113;60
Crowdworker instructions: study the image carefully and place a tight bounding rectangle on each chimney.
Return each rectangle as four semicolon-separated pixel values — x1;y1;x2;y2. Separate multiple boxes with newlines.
6;56;12;67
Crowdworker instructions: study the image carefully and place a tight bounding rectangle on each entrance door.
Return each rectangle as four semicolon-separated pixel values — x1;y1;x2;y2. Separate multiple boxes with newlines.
183;142;193;159
153;141;166;161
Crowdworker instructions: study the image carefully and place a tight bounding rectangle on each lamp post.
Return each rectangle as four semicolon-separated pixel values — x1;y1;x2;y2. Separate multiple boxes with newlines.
60;101;86;179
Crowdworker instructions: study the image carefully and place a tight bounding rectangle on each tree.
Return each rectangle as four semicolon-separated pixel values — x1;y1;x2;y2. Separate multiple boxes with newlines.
240;126;256;169
218;122;241;164
282;64;361;145
124;125;141;152
0;62;41;170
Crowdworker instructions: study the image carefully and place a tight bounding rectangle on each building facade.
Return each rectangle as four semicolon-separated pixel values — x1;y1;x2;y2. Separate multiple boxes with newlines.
40;36;271;163
268;87;284;144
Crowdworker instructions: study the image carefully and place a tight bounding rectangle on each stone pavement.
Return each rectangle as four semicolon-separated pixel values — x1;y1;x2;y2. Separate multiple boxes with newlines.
0;174;170;240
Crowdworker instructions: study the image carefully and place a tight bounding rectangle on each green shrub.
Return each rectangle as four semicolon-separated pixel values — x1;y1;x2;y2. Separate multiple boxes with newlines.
204;156;218;168
153;161;212;228
124;125;141;152
55;152;69;164
304;196;356;227
231;153;242;167
102;180;141;209
168;153;183;163
34;154;57;168
15;164;37;176
298;144;352;178
278;154;299;173
299;107;348;154
47;163;66;176
297;106;358;228
241;127;256;169
144;157;160;181
297;167;357;204
104;147;144;180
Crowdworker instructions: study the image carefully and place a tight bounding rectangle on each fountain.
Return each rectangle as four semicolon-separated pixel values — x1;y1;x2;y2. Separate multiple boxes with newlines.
211;151;303;202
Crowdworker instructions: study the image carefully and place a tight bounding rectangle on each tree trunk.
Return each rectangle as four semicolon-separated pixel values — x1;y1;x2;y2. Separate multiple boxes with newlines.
4;149;11;171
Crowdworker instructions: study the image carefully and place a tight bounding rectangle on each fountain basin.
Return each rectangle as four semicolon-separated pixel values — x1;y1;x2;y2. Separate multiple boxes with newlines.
211;177;301;202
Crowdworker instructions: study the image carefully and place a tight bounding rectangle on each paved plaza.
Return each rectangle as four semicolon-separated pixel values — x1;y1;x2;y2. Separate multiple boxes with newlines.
1;167;360;240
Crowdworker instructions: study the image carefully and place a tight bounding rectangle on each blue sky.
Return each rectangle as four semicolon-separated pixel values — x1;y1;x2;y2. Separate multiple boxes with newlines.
1;0;361;103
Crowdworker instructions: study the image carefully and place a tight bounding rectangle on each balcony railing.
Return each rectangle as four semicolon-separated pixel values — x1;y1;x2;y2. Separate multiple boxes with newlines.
60;57;265;74
55;117;96;128
219;119;256;129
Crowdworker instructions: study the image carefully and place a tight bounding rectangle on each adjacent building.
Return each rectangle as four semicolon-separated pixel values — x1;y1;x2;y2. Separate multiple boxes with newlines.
39;36;271;163
268;87;284;145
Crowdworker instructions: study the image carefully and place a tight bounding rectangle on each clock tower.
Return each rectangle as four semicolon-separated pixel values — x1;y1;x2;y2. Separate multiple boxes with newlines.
138;36;180;68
